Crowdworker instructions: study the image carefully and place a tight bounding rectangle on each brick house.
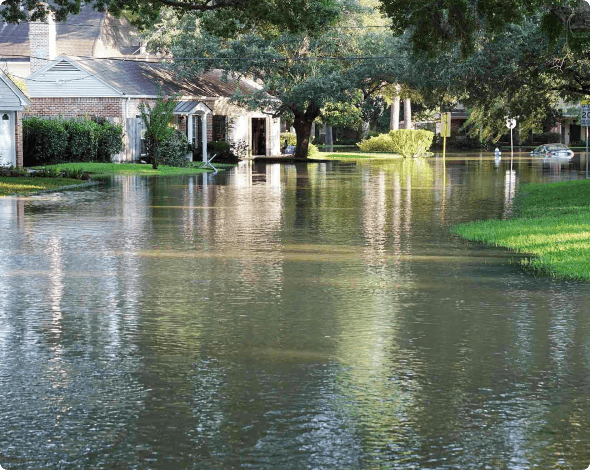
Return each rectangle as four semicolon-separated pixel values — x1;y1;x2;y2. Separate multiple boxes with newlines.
0;5;280;165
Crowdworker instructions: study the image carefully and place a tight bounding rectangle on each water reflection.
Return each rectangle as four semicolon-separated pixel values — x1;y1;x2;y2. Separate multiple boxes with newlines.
0;156;590;469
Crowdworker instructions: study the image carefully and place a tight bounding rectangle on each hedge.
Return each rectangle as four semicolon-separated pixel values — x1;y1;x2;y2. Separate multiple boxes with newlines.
357;129;434;157
23;117;124;166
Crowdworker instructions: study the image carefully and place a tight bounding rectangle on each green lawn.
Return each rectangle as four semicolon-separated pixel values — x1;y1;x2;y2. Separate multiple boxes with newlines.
35;162;231;177
312;153;403;159
0;177;86;196
452;179;590;281
0;162;234;196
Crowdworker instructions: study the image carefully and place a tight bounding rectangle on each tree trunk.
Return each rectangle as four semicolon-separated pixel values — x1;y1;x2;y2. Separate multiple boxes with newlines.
404;97;412;129
148;137;159;169
362;120;370;139
391;95;400;131
325;124;333;152
292;104;320;159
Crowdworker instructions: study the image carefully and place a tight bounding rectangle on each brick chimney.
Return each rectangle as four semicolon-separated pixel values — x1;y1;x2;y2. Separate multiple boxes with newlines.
29;7;56;74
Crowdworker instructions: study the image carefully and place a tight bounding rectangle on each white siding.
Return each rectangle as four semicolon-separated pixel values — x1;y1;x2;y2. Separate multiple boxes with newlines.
270;117;281;155
229;114;249;144
27;66;120;98
0;80;23;110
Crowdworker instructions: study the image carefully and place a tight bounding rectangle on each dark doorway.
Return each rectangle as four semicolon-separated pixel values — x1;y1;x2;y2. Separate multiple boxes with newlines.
570;124;581;143
252;118;266;156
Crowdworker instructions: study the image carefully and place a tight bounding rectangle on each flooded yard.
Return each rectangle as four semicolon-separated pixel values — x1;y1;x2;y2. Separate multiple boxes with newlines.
1;153;590;469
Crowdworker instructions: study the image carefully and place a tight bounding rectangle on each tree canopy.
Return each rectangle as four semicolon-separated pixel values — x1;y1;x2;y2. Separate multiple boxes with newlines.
0;0;341;33
149;0;409;157
378;0;590;57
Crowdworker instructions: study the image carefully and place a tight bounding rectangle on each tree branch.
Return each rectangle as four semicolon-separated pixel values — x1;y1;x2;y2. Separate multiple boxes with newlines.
550;5;590;32
156;0;249;12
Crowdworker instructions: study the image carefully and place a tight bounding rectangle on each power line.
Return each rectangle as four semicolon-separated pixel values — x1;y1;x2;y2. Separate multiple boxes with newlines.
0;52;404;64
1;19;391;31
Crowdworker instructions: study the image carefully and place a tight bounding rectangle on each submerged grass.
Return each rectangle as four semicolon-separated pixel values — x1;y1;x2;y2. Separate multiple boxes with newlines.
314;153;402;160
452;179;590;281
34;162;233;177
0;176;85;196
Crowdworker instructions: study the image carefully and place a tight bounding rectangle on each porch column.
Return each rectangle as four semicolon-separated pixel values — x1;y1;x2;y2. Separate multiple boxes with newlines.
202;112;209;162
187;114;194;161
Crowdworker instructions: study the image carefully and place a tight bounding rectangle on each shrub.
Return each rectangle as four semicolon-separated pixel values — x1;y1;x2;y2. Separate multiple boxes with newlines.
23;117;124;166
23;117;68;166
229;139;248;160
207;140;239;163
388;129;434;157
533;132;561;144
307;143;321;158
357;133;395;153
569;140;587;148
158;129;190;167
280;132;297;147
96;122;124;162
63;119;99;162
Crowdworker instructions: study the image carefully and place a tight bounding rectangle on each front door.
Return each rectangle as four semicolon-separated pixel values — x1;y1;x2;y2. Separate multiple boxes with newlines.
252;118;266;156
0;112;14;166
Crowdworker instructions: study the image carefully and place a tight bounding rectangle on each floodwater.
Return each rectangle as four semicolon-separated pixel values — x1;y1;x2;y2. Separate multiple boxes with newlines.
1;153;590;469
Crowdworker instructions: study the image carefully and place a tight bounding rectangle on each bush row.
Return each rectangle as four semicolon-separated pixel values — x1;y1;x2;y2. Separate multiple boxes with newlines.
23;117;124;166
357;129;434;157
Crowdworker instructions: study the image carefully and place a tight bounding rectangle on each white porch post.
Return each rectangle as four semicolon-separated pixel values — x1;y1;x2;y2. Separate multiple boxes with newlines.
202;112;209;162
187;114;194;161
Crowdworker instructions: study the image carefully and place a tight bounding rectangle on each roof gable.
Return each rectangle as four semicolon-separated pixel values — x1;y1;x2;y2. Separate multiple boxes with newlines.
26;55;122;98
0;70;30;109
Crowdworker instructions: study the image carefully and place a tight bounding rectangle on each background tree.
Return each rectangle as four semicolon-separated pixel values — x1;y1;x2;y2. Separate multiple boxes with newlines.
0;0;341;33
377;0;590;58
150;0;408;158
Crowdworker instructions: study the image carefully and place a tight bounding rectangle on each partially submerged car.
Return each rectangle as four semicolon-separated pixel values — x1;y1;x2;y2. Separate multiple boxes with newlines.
530;143;574;159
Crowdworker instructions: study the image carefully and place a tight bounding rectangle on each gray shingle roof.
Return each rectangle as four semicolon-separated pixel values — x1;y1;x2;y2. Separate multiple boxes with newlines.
0;5;139;60
77;58;261;98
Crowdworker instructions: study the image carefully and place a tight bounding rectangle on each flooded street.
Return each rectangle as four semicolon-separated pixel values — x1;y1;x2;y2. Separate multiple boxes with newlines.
1;153;590;469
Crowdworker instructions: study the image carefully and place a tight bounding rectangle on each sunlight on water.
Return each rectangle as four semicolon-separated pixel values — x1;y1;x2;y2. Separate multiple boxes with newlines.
1;156;590;469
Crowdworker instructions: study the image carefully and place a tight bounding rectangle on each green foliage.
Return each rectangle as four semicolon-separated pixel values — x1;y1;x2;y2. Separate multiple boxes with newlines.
158;130;190;167
378;0;586;59
139;90;179;169
307;143;321;158
23;117;124;166
0;0;344;35
532;132;561;144
357;133;396;153
63;119;99;162
357;129;434;157
151;1;408;158
34;166;61;178
320;101;363;131
23;117;68;166
207;140;242;163
389;129;434;157
281;132;297;147
96;122;125;162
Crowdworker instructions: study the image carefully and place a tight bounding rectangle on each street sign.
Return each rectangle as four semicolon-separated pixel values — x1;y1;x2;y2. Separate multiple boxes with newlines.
506;118;516;129
581;99;590;127
441;112;451;137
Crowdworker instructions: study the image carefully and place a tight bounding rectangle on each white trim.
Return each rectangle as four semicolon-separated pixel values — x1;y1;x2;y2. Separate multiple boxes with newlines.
0;71;30;109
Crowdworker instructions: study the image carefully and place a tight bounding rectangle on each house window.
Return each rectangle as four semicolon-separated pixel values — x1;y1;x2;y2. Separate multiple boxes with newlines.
213;115;228;141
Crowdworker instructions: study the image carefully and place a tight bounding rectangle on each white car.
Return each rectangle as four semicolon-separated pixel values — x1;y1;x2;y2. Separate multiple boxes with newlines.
530;143;574;159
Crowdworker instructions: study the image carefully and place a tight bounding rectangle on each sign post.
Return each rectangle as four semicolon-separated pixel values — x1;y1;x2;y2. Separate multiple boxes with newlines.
441;112;451;160
506;118;516;172
581;100;590;178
